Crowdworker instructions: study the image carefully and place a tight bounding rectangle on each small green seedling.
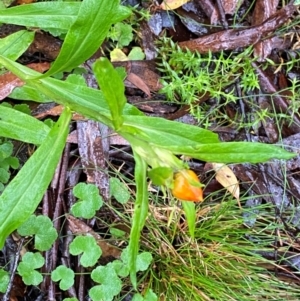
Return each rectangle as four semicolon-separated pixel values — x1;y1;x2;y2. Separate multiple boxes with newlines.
71;183;103;219
0;269;10;293
0;140;19;192
17;215;58;251
17;252;44;286
69;236;102;267
51;265;75;291
109;177;130;204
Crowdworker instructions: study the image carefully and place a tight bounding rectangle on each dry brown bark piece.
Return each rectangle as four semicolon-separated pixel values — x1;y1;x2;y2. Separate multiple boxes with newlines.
194;0;220;24
220;0;244;15
77;120;110;201
179;4;296;53
252;0;279;61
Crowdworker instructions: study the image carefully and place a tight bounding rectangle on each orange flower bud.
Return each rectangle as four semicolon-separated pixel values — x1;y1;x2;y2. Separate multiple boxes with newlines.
171;170;203;202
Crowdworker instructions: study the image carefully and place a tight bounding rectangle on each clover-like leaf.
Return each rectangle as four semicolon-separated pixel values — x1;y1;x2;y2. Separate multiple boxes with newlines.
17;215;58;251
109;177;130;204
71;183;103;219
17;252;44;286
51;265;75;290
111;259;129;278
0;269;10;293
109;22;133;47
89;264;122;301
69;236;102;267
132;290;158;301
121;247;153;272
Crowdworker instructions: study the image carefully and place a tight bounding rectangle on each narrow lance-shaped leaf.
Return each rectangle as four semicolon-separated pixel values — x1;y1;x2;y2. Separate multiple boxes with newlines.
93;57;127;130
39;0;131;77
0;108;71;249
0;55;142;125
128;151;149;288
167;142;296;163
0;2;80;29
0;105;50;145
0;30;34;61
123;115;220;147
181;201;196;239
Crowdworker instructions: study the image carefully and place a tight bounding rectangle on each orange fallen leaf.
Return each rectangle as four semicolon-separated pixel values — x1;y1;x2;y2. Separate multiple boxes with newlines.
160;0;191;10
212;163;240;206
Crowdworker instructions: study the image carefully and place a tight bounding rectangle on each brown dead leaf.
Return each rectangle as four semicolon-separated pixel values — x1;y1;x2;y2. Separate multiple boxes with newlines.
0;62;50;101
179;4;296;53
212;163;240;205
34;104;85;120
126;72;151;97
160;0;191;10
66;215;121;258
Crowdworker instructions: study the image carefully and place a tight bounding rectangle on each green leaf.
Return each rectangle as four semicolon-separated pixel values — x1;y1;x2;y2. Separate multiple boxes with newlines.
51;265;75;291
90;265;122;301
63;299;79;301
148;167;173;186
0;30;34;61
128;151;149;288
109;22;133;47
0;55;143;123
0;2;80;30
123;115;220;148
69;236;102;267
109;227;126;238
0;108;71;249
0;105;50;145
0;167;10;184
71;183;103;219
0;269;9;293
0;168;9;184
109;177;130;204
144;289;158;301
132;291;158;301
93;57;127;130
41;0;131;77
121;247;152;272
0;141;13;160
169;142;296;163
4;156;19;169
132;294;144;301
128;47;145;61
17;252;44;286
17;215;58;251
181;201;196;239
136;252;153;271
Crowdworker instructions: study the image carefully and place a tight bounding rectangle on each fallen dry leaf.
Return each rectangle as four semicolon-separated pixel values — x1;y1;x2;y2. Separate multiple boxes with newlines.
0;62;50;101
126;72;151;97
212;163;240;205
179;4;296;53
160;0;191;10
